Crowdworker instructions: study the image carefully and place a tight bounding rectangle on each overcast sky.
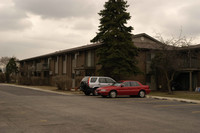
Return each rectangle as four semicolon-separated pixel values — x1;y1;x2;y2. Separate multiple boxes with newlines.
0;0;200;60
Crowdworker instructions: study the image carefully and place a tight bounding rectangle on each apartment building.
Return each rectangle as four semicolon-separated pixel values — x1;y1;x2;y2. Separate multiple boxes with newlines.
18;33;200;91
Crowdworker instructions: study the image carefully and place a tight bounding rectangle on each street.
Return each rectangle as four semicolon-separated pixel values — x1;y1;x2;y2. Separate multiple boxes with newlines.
0;84;200;133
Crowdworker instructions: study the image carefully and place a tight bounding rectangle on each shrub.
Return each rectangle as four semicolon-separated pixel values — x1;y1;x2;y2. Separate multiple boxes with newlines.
0;73;6;83
54;76;66;90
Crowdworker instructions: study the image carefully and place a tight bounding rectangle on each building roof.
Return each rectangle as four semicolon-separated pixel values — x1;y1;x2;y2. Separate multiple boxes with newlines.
20;33;161;62
20;33;199;62
20;43;101;62
182;44;200;49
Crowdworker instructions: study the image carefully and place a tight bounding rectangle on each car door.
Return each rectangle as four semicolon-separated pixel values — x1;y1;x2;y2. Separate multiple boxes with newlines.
130;81;141;95
118;81;131;95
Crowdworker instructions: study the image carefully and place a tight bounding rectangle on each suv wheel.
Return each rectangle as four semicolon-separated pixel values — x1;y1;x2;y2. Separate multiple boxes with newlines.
92;88;98;96
84;91;90;96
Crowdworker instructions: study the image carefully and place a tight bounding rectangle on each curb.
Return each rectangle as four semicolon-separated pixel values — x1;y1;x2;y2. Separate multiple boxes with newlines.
147;95;200;104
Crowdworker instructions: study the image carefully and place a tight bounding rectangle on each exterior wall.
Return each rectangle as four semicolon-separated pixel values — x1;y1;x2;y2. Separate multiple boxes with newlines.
18;47;154;90
123;51;146;84
21;34;193;91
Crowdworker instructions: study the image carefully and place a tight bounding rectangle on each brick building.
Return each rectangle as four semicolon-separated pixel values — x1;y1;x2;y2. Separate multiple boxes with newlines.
18;33;200;91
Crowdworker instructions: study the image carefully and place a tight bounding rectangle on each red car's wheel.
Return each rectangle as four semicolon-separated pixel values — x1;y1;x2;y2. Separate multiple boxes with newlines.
109;91;117;98
139;90;145;98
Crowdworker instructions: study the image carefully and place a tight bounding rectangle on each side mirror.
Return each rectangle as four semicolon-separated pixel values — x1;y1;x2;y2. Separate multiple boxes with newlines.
121;84;124;87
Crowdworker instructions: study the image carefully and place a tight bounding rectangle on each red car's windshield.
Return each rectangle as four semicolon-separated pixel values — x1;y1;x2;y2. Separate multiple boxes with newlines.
113;83;122;86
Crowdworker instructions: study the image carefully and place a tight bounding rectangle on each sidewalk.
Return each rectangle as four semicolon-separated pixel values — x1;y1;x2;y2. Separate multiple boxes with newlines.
147;95;200;104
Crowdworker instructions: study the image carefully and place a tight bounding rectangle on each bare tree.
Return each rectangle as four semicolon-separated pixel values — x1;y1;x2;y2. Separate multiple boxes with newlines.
0;57;11;72
151;32;193;94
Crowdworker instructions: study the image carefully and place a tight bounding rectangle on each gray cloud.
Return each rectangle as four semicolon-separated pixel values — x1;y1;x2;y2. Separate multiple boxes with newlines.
1;0;200;60
131;0;200;42
0;5;32;31
13;0;98;19
180;2;200;36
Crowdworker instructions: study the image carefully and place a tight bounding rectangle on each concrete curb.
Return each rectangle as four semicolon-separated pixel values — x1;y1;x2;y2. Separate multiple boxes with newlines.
147;95;200;104
0;83;74;96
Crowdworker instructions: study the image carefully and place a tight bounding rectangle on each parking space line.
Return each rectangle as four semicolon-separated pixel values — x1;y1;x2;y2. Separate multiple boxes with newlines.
154;104;200;108
192;111;200;114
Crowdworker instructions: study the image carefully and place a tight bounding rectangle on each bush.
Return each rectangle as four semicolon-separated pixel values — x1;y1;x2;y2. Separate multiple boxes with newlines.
54;77;66;90
0;73;6;83
18;77;31;85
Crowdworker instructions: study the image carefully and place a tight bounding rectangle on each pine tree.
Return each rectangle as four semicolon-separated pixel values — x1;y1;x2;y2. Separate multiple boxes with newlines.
6;58;18;83
91;0;140;80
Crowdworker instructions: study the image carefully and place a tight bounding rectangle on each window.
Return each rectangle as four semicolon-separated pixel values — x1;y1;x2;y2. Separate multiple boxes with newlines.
62;55;67;74
54;57;58;74
146;52;151;62
130;81;140;86
123;82;130;87
106;78;115;83
99;78;106;83
90;78;97;83
85;51;94;67
82;77;89;82
44;71;49;77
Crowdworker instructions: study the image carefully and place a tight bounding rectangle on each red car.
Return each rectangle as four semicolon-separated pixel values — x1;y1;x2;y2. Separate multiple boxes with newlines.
96;81;150;98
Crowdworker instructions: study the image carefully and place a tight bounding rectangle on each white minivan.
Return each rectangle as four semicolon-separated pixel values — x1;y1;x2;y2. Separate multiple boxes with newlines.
80;76;116;96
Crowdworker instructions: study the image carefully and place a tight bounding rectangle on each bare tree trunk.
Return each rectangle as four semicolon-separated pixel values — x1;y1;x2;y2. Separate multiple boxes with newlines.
165;71;175;94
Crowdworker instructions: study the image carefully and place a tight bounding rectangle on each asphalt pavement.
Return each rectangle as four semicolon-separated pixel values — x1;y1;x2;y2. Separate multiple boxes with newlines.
0;84;200;133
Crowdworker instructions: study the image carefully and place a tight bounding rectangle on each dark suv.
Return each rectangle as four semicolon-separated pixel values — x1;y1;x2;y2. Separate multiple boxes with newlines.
80;76;116;96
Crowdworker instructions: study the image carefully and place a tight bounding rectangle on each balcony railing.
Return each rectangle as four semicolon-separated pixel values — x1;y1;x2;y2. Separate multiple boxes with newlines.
36;63;49;71
179;58;200;70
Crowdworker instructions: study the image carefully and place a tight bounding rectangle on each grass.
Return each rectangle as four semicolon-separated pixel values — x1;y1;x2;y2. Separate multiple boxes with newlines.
149;91;200;101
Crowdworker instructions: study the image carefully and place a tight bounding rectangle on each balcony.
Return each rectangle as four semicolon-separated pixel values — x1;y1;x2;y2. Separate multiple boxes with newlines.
36;63;49;71
19;67;26;72
42;63;49;71
28;66;36;71
179;58;200;70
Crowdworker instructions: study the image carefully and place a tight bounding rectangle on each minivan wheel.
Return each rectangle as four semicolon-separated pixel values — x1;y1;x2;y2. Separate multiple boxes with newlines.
84;91;90;96
139;90;145;98
109;91;117;98
92;88;98;96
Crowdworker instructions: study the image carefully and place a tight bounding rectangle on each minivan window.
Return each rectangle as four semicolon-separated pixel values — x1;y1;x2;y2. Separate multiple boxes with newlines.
90;78;97;83
99;78;106;83
82;77;89;82
106;78;115;83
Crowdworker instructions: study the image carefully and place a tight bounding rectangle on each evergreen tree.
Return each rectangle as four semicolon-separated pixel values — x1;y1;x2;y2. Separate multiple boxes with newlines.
91;0;140;79
6;58;18;83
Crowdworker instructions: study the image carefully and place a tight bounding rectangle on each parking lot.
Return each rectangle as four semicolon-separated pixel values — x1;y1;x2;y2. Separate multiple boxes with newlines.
0;84;200;133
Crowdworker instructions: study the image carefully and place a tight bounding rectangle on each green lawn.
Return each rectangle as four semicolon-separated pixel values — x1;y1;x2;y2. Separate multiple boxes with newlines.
149;91;200;100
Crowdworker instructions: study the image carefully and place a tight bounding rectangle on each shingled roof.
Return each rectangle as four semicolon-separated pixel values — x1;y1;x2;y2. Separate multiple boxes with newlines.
21;33;196;62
